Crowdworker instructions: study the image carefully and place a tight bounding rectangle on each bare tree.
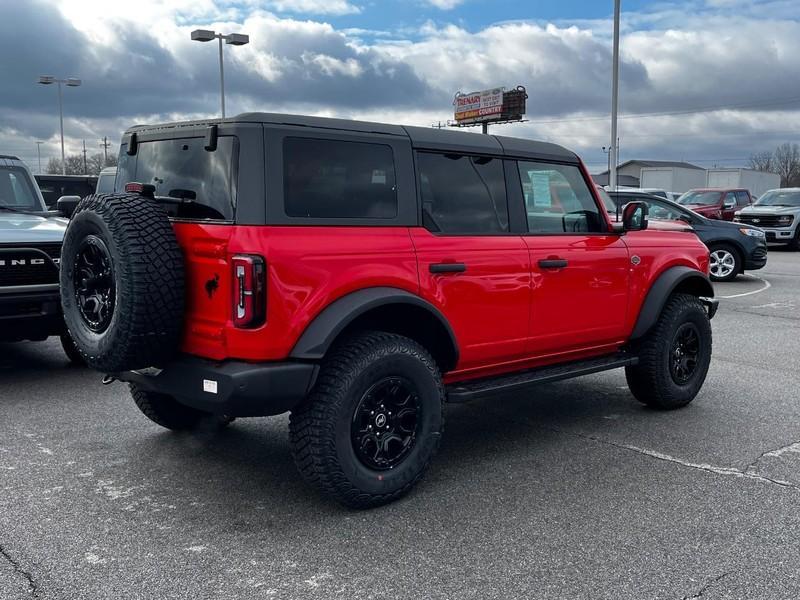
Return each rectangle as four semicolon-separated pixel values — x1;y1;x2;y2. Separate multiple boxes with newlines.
773;142;800;187
748;151;773;173
45;153;116;176
45;154;88;175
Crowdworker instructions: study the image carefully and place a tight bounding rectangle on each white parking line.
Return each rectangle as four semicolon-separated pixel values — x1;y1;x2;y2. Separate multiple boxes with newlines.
718;275;771;299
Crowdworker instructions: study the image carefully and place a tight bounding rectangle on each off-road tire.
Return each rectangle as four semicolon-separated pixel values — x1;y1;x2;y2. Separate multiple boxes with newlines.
289;331;444;509
60;193;184;372
59;331;86;366
626;293;712;410
708;243;740;282
130;385;234;431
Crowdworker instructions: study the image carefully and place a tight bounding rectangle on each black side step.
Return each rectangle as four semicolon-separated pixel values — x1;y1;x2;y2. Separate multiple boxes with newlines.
446;354;638;403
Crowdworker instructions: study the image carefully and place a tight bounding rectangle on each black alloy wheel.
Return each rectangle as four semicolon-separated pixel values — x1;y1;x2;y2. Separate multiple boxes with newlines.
351;376;420;470
73;234;115;333
669;322;701;385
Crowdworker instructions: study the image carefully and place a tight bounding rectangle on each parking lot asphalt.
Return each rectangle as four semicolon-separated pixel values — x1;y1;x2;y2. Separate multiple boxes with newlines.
1;249;799;600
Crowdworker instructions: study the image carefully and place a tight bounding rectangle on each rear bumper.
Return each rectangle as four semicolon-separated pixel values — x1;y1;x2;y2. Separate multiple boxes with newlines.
116;356;319;417
0;287;63;341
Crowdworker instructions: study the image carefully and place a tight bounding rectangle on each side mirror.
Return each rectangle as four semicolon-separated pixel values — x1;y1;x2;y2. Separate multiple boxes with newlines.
56;195;81;218
723;199;736;210
622;201;649;232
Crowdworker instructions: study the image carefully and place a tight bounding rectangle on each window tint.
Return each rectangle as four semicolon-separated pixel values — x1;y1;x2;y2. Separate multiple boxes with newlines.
418;153;508;234
735;191;750;206
116;136;238;220
0;167;41;211
284;138;397;219
518;161;602;233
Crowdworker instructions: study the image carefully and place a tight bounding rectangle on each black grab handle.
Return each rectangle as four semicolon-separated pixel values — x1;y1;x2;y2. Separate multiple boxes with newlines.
538;259;568;269
430;263;467;274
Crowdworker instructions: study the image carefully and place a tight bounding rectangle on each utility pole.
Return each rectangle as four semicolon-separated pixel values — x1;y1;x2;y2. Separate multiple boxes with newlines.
100;136;110;164
482;122;489;135
35;142;43;174
609;0;621;192
82;139;88;174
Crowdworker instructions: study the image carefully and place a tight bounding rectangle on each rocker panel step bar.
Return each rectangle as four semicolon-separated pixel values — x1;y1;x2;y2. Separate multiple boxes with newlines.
446;354;638;403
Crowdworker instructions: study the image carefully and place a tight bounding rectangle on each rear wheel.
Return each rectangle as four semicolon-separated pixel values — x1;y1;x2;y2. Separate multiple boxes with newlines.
626;293;712;410
130;385;233;431
289;331;444;509
708;244;740;282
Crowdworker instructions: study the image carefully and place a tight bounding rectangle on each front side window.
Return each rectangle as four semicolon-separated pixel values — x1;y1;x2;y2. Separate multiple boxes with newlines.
283;138;397;219
0;167;41;211
418;153;508;234
518;161;602;233
116;136;238;220
735;191;750;206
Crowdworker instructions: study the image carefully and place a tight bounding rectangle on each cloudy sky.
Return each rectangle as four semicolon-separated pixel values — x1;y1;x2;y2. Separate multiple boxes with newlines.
2;0;799;173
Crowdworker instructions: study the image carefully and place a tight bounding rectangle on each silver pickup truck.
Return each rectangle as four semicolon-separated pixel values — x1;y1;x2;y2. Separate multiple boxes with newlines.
735;188;800;249
0;155;82;362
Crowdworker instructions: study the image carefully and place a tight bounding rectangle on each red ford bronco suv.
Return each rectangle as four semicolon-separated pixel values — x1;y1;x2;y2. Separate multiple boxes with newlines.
59;113;718;508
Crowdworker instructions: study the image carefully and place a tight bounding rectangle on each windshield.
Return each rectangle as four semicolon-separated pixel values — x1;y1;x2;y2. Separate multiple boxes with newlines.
0;166;43;211
678;191;721;206
116;136;238;220
754;190;800;207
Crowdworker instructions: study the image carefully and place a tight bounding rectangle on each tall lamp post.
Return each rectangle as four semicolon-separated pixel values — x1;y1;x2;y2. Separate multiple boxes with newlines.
190;29;250;118
609;0;621;191
38;76;81;175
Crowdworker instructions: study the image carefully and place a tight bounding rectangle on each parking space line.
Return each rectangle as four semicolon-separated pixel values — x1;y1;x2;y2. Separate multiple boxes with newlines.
718;275;771;299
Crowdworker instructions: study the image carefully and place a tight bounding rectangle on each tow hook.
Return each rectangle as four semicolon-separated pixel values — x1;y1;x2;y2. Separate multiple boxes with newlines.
101;374;117;385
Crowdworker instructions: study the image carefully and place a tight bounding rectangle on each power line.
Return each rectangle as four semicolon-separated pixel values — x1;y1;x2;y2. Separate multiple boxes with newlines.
523;95;800;126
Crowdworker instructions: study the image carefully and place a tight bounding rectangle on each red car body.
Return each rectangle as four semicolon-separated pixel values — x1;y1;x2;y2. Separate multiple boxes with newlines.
173;170;709;386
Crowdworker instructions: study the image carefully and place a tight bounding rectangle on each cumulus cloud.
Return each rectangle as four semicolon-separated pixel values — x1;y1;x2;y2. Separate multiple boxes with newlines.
423;0;466;9
266;0;361;16
2;0;799;172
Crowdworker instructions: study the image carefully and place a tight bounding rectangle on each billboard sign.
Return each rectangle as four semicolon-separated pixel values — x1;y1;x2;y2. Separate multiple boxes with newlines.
454;88;505;122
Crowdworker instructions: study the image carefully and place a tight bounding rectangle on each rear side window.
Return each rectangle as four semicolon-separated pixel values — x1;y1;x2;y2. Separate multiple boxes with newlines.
518;161;602;233
283;138;397;219
116;137;238;220
417;153;508;234
735;191;750;206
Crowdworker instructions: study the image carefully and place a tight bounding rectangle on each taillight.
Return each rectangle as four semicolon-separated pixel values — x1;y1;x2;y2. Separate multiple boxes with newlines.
232;255;266;328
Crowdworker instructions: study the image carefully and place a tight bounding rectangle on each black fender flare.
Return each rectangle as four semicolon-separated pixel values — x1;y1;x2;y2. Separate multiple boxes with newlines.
290;287;459;366
631;266;715;340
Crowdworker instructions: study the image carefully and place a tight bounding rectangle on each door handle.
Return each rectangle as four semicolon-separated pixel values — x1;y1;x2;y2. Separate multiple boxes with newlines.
538;258;568;269
430;262;467;274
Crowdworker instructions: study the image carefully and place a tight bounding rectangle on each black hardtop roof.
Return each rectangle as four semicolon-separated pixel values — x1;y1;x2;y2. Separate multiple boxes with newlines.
126;112;578;163
35;174;98;180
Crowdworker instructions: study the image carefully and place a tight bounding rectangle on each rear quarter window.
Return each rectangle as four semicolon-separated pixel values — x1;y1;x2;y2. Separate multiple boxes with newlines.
283;137;398;219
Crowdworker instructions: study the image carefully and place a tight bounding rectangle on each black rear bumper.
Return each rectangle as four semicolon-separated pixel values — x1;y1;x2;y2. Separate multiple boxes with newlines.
117;356;319;417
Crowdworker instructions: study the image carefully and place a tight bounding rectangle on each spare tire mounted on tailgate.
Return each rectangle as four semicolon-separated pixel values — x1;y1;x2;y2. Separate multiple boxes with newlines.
60;193;185;372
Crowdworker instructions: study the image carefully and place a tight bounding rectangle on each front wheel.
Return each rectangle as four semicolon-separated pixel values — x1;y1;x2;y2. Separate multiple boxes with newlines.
289;331;444;509
708;244;740;282
626;293;712;410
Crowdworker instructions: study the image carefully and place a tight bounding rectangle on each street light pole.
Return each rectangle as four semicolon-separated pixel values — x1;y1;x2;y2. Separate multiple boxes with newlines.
609;0;621;192
191;29;250;119
35;142;43;174
57;81;65;174
38;75;81;175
